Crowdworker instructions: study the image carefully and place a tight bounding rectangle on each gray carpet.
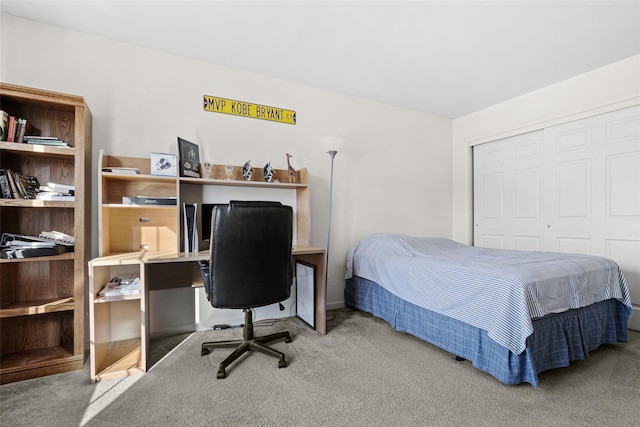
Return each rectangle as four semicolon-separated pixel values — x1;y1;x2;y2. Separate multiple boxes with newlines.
1;307;639;426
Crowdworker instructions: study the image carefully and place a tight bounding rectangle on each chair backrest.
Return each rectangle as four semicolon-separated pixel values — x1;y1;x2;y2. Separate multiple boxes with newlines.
208;201;293;309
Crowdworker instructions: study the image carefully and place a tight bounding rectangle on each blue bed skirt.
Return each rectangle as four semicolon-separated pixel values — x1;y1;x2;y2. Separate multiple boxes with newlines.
345;276;628;386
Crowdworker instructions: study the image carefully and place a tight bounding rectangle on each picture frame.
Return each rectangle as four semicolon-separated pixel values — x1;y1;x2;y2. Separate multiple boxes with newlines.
150;152;177;176
295;261;315;328
177;137;201;178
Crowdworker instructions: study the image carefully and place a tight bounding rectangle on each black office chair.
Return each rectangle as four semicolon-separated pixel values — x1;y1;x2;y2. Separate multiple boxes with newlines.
198;201;293;379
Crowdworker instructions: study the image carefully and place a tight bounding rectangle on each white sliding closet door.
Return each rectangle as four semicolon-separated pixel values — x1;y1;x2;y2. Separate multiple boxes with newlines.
473;130;545;250
474;106;640;329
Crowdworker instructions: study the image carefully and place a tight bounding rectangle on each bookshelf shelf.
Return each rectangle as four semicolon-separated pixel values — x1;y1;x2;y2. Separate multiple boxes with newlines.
0;141;75;158
0;82;91;384
0;346;82;384
0;297;75;318
93;293;142;304
0;199;76;208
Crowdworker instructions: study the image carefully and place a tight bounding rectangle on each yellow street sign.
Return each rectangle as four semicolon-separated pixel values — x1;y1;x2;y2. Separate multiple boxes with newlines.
203;95;296;125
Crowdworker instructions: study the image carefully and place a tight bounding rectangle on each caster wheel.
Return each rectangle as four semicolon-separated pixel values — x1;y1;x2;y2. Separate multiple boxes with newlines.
285;336;292;343
201;348;210;356
278;360;287;369
217;370;226;379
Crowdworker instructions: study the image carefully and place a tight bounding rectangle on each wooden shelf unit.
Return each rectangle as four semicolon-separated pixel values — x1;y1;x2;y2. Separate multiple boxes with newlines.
89;151;313;382
0;83;91;384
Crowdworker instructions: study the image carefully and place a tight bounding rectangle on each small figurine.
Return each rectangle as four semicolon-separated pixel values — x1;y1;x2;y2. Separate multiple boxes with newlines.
243;161;253;181
225;165;233;180
263;162;276;182
286;153;296;183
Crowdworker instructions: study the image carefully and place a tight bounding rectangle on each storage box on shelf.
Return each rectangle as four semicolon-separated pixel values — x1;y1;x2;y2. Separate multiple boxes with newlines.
0;82;91;384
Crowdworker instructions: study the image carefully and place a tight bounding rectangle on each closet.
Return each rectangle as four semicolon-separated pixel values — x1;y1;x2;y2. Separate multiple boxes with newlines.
473;105;640;320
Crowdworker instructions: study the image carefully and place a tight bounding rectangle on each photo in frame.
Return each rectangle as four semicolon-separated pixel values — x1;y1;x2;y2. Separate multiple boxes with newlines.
177;137;201;178
150;152;177;176
295;261;315;328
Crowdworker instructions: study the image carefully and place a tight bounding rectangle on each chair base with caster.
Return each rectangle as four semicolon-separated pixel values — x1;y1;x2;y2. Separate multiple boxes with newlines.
201;309;292;379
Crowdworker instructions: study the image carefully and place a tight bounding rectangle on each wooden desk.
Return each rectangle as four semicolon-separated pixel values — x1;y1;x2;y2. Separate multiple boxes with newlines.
88;246;326;382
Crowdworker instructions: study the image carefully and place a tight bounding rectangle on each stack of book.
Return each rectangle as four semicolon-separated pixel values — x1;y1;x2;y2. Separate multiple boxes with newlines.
23;136;69;147
36;182;75;201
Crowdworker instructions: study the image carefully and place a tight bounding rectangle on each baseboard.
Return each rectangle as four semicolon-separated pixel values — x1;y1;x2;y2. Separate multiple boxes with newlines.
327;300;346;311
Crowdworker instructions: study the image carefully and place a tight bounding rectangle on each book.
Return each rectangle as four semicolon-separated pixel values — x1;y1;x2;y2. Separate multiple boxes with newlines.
1;232;74;247
44;182;75;194
0;245;72;259
15;172;39;199
7;240;56;248
0;170;12;198
24;137;69;147
122;196;177;206
14;118;27;143
36;193;76;201
5;169;20;198
177;137;201;178
38;230;75;246
102;167;140;175
0;110;8;141
6;116;16;142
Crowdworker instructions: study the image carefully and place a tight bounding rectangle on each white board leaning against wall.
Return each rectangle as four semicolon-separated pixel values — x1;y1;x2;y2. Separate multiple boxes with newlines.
473;105;640;329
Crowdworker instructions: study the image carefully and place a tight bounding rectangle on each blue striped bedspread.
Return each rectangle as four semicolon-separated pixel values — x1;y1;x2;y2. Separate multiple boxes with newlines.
345;234;633;354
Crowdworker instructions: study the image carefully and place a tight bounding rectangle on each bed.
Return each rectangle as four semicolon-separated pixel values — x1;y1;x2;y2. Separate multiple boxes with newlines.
344;234;632;386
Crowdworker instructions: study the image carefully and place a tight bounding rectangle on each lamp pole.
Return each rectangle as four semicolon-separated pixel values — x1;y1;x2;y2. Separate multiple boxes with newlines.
326;150;338;277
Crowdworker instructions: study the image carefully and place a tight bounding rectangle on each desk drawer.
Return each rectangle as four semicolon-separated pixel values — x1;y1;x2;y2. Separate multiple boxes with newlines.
103;207;177;253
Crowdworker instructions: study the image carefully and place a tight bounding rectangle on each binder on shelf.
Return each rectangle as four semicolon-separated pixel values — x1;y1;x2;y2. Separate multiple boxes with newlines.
183;203;198;253
0;245;71;259
38;230;75;245
45;182;75;194
122;196;177;206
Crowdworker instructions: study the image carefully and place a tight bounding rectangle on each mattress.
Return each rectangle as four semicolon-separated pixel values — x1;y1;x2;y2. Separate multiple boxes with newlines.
346;234;632;354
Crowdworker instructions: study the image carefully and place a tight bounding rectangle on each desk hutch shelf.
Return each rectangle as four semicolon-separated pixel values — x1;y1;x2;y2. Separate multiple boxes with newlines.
0;83;91;384
90;150;317;382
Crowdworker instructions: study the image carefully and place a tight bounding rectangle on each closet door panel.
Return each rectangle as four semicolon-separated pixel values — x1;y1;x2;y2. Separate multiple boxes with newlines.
473;130;544;250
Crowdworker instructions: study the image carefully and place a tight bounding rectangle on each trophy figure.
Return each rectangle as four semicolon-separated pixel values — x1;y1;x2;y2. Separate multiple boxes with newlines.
243;161;253;181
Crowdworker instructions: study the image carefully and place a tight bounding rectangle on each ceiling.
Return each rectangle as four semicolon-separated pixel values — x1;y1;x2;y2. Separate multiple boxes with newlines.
1;1;639;119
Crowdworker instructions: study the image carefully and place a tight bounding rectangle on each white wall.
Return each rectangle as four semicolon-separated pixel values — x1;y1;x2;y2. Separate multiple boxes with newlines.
1;15;453;310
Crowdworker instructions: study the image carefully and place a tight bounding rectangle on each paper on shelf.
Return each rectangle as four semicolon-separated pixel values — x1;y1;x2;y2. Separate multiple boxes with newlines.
98;275;141;297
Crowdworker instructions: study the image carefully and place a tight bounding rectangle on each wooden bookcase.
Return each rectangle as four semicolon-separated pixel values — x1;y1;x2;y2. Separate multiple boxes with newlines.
90;151;312;381
0;83;92;384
